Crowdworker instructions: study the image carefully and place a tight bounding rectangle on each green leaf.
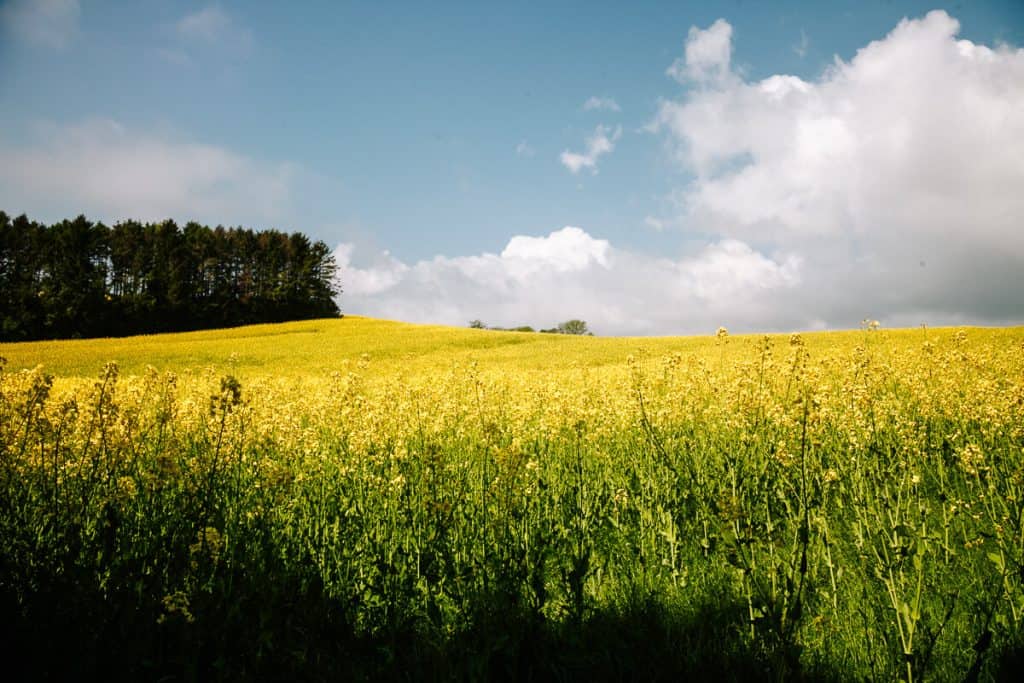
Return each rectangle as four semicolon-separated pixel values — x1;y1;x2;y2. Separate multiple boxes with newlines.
988;552;1005;572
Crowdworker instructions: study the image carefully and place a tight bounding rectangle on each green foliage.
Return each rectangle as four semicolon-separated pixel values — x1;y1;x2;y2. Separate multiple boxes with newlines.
557;319;591;336
467;320;590;335
0;210;340;341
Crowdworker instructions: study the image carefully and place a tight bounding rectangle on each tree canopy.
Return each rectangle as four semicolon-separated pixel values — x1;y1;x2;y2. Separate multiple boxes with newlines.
0;211;340;341
555;319;591;335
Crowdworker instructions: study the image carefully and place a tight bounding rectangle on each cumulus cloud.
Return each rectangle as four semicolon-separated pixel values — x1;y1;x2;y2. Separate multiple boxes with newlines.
0;0;80;49
334;227;801;335
0;119;299;228
582;96;621;112
336;10;1023;334
649;10;1024;328
560;124;622;174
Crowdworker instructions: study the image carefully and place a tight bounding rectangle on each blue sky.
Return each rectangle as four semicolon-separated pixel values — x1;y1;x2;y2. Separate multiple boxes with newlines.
2;1;1023;334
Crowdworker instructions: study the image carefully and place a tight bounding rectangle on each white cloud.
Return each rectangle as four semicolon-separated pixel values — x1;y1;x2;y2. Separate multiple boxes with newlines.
173;4;253;59
0;119;300;228
336;10;1024;334
649;10;1024;328
0;0;80;49
560;124;622;174
501;226;610;276
515;140;535;157
334;227;801;335
582;96;621;112
666;18;734;86
333;244;409;296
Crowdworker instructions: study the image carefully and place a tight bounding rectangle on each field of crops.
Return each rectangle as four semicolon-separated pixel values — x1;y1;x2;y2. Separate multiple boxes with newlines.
2;317;1023;681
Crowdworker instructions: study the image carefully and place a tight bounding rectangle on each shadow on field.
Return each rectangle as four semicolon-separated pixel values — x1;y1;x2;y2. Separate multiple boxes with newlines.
1;582;830;682
5;571;1024;682
411;597;791;683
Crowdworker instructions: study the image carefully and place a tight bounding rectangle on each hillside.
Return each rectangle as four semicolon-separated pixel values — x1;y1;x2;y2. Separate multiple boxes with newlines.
3;315;1021;381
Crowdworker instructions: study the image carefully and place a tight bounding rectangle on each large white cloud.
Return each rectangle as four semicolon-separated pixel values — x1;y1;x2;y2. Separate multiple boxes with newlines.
336;10;1023;334
0;119;299;228
650;10;1024;328
335;227;801;335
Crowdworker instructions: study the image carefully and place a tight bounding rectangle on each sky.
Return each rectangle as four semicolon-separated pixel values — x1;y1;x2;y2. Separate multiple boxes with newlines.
1;0;1023;335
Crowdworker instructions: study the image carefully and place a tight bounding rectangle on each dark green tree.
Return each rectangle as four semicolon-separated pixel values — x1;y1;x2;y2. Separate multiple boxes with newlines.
40;215;108;338
0;213;46;339
556;319;591;335
0;212;341;341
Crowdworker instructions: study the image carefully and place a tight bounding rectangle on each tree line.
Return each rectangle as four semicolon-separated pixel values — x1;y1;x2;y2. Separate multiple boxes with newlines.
0;212;340;341
469;319;592;335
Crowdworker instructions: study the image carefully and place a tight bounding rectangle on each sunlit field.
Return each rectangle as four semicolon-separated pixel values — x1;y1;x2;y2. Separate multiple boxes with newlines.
2;317;1024;681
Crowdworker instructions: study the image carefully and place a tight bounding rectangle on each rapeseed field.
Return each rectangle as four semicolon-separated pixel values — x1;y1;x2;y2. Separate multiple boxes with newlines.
2;317;1023;681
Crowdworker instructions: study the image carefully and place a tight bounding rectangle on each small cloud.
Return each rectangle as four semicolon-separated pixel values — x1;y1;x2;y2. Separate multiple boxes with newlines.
793;29;809;58
582;96;621;112
644;216;666;231
515;140;535;158
174;4;253;58
0;0;80;49
560;124;622;174
666;18;734;86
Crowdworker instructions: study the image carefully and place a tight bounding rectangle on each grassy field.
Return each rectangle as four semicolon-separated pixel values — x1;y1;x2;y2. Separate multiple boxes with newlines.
2;317;1024;681
5;314;1019;379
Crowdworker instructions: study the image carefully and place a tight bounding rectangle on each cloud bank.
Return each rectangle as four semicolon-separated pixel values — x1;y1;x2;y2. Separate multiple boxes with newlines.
335;227;802;335
652;10;1024;329
0;119;299;228
338;11;1024;334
